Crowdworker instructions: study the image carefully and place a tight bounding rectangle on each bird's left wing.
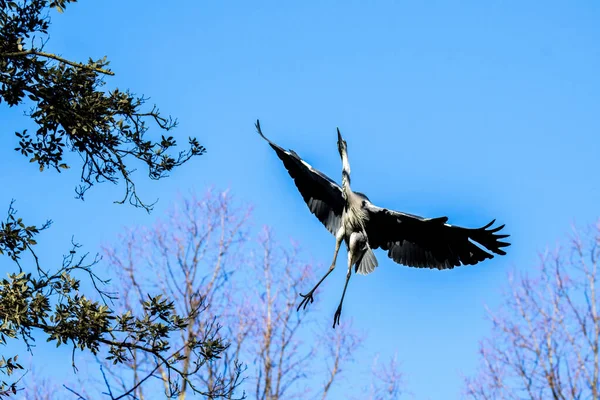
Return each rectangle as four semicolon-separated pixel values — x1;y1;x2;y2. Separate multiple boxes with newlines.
363;202;510;269
256;120;345;235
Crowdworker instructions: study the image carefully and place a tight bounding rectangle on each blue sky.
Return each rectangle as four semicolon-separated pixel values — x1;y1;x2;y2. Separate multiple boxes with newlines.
2;1;600;398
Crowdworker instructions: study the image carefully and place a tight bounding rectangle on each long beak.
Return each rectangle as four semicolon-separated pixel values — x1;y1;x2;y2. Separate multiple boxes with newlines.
337;128;343;143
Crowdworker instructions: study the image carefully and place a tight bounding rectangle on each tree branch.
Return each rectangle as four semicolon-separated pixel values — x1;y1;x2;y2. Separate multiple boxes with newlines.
0;49;115;75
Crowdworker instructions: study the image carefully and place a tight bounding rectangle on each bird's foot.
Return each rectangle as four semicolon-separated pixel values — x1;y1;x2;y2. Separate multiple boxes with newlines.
297;291;315;312
332;305;343;329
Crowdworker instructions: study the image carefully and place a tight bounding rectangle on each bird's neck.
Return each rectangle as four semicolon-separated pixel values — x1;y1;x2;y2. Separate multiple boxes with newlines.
341;151;352;198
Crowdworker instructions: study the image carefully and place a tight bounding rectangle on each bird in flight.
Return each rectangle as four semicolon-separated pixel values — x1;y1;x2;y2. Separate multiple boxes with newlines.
255;120;510;328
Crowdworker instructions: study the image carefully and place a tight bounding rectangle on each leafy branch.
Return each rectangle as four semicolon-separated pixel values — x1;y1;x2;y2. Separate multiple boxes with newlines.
0;0;205;212
0;204;242;399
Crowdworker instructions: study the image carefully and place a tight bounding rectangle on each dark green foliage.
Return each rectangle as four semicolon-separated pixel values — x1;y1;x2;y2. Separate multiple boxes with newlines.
0;1;242;398
0;200;50;264
0;0;205;210
0;220;238;397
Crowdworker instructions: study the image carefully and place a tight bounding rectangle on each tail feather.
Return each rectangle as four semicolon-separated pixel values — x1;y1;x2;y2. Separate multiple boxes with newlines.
356;247;378;275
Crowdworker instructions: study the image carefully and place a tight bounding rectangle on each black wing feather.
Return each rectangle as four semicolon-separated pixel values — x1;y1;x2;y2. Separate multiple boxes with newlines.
256;120;344;235
364;203;510;270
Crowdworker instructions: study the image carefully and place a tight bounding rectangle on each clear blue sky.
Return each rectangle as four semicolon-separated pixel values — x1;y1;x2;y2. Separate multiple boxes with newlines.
2;1;600;398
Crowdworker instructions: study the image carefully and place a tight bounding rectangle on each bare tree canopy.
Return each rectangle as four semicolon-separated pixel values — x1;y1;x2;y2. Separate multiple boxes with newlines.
464;221;600;400
365;353;405;400
97;189;364;400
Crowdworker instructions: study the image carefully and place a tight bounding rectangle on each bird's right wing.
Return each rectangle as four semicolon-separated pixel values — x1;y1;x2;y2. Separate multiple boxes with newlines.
364;202;510;269
256;120;345;235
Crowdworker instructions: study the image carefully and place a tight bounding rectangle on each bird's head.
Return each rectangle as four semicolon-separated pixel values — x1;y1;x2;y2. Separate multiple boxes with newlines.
337;128;347;157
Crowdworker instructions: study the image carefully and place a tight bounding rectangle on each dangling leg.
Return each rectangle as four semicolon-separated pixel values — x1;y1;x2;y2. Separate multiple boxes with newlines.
333;232;367;328
298;226;345;311
332;249;354;328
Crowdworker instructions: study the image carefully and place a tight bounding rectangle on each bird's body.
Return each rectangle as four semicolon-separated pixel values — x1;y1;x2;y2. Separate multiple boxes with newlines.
255;120;510;327
340;175;377;276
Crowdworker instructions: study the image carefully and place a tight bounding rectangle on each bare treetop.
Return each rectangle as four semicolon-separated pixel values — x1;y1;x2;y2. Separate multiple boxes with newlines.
465;221;600;400
96;189;364;400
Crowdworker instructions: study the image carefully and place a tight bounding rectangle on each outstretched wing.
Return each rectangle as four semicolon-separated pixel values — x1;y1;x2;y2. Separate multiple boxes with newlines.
364;202;510;270
256;120;345;235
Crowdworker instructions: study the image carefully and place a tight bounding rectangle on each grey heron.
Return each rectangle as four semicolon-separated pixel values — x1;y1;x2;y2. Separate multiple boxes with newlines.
255;120;510;328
